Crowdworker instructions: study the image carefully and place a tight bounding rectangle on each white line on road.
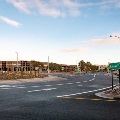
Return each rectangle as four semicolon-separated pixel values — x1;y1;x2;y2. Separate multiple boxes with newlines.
57;85;116;98
70;94;77;96
45;85;52;87
78;85;82;86
28;90;42;92
28;88;57;93
63;95;71;97
0;88;11;89
31;86;40;88
76;82;81;84
16;87;26;89
0;85;11;87
94;74;96;77
66;83;73;85
56;84;64;86
42;88;57;91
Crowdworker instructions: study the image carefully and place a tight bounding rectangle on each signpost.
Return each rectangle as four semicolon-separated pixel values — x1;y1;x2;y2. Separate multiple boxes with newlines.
109;62;120;89
75;67;80;72
109;62;120;70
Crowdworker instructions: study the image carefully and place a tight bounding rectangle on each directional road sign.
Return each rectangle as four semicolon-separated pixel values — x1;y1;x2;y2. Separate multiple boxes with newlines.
109;62;120;70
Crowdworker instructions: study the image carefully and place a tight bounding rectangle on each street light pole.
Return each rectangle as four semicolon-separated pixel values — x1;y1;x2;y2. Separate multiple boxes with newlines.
48;56;49;74
15;52;18;71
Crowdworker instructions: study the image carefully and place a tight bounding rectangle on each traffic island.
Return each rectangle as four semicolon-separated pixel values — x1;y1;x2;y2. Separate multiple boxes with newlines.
95;86;120;99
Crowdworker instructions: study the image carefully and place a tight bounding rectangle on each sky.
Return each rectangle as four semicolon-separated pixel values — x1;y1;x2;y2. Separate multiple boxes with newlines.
0;0;120;65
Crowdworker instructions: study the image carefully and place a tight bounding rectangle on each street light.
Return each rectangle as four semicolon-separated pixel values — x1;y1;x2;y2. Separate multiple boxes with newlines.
48;56;49;74
15;52;18;71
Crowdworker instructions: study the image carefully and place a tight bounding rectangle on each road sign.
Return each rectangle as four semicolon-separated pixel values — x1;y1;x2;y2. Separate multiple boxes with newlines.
109;62;120;70
75;67;80;72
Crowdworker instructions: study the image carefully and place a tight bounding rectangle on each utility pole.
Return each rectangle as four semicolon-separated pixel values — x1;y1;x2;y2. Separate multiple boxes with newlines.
48;56;49;74
15;52;18;71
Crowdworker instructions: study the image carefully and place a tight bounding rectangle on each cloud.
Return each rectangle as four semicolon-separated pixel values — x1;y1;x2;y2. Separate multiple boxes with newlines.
6;0;120;17
91;36;120;45
61;47;88;53
7;0;31;14
34;0;66;17
0;16;22;27
6;0;81;17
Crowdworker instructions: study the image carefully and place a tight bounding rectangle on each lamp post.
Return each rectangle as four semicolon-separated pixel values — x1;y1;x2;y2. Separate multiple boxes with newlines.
48;56;49;74
15;52;18;71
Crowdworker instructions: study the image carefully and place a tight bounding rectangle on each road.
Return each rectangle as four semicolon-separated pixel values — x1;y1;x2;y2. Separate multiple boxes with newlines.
0;72;120;120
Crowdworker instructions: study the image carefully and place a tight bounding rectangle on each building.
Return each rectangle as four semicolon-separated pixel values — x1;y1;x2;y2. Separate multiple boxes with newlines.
61;64;76;72
0;60;76;72
0;60;31;72
96;65;107;71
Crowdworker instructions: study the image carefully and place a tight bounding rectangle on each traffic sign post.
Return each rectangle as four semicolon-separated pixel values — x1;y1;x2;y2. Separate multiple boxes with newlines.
109;62;120;70
119;69;120;87
109;62;120;88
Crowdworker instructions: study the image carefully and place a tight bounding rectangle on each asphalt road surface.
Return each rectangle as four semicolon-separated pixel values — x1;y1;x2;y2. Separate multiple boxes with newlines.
0;72;120;120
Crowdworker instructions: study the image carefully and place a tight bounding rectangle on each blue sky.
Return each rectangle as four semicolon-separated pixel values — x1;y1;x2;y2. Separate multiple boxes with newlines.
0;0;120;65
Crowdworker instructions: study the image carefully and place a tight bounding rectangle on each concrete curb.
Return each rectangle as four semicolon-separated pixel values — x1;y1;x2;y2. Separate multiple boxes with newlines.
95;90;120;100
95;92;114;99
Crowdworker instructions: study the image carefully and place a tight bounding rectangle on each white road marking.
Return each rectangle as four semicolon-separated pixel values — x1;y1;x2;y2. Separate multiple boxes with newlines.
83;81;87;82
78;85;82;86
45;85;52;87
76;82;81;84
57;85;116;98
66;83;73;85
57;96;63;97
0;88;11;89
31;86;40;88
89;80;92;81
70;94;77;96
28;90;41;92
0;85;11;87
16;87;26;89
56;84;64;86
11;86;18;88
42;89;52;91
63;95;71;97
76;93;82;95
28;88;57;93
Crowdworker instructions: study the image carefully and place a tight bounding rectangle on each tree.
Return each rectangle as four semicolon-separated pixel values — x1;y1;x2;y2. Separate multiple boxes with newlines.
91;65;97;72
30;60;44;70
78;60;98;73
79;60;86;71
86;61;92;72
49;62;62;72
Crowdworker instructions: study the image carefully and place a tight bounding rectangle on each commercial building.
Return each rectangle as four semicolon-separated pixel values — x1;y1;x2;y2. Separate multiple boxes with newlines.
0;60;30;72
0;60;76;72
